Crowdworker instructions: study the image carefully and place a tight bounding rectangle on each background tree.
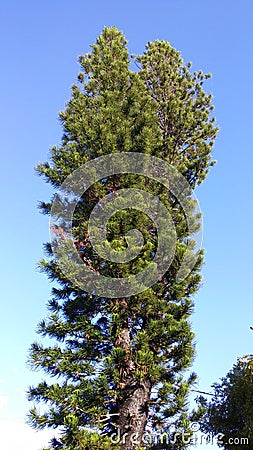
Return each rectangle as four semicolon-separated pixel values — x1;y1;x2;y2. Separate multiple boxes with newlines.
198;356;253;449
27;27;218;450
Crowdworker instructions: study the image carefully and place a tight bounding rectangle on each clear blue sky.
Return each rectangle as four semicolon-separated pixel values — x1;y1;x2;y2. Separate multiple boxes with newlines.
0;1;252;449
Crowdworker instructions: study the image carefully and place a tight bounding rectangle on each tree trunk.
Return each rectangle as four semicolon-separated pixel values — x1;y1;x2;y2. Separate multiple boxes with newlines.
117;379;151;450
113;300;152;449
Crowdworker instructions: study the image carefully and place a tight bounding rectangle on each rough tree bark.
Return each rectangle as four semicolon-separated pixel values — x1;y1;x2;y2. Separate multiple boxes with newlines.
114;299;152;450
117;379;151;450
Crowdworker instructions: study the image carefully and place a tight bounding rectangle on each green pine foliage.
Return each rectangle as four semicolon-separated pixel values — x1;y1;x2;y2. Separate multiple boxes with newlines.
27;27;218;449
198;357;253;449
139;40;217;187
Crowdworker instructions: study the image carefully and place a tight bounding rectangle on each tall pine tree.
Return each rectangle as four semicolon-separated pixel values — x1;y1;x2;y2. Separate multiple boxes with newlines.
28;27;218;450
